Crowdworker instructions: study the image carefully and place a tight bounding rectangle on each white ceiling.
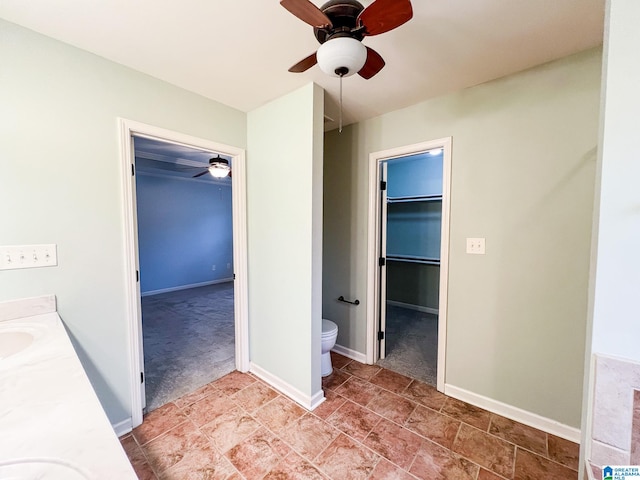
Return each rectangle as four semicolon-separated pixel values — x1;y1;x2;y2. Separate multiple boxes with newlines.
0;0;605;130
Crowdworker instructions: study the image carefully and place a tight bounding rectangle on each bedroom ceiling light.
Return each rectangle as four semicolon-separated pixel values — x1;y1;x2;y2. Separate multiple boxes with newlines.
208;159;230;178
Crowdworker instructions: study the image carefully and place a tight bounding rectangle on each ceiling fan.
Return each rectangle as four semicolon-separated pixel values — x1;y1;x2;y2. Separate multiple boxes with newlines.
281;0;413;79
192;156;231;179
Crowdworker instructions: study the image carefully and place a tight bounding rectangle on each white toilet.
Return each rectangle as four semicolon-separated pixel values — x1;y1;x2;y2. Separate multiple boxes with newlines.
321;319;339;377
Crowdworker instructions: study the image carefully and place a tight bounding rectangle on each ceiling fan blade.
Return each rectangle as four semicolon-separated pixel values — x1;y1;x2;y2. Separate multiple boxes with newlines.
358;47;385;79
358;0;413;36
193;170;209;178
280;0;332;28
288;52;318;73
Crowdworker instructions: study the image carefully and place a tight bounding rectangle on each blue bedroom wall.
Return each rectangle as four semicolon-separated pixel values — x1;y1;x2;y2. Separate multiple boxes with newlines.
136;173;233;294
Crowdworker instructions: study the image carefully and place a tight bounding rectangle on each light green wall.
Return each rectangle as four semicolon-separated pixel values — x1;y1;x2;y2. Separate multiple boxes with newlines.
0;19;246;424
247;83;324;399
323;48;601;427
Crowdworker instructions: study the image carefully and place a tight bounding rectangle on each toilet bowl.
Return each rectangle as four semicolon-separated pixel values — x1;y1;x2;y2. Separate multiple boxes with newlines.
321;319;339;377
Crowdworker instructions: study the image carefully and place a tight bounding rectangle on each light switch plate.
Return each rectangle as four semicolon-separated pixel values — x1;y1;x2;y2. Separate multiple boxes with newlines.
466;238;486;255
0;244;58;270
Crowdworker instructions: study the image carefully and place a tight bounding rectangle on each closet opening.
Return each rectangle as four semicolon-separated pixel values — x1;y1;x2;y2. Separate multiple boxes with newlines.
366;138;451;392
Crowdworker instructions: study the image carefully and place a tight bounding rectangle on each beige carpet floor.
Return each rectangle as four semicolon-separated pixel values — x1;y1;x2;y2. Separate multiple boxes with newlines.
141;282;235;412
376;304;438;386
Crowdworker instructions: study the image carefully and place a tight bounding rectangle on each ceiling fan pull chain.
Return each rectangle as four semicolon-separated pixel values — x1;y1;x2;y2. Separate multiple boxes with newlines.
339;74;343;133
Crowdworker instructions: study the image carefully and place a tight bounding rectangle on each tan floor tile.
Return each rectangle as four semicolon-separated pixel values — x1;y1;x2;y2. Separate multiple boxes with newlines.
200;405;261;453
410;438;479;480
367;389;417;425
489;415;547;456
405;405;461;449
364;418;423;469
225;427;290;480
369;458;418;479
513;448;578;480
441;397;492;431
122;361;573;480
315;433;380;480
132;461;159;480
477;467;509;479
327;400;383;441
342;361;383;380
547;434;579;471
452;424;515;478
335;376;383;406
279;413;340;461
142;420;209;475
402;380;448;410
313;389;348;420
160;445;237;480
370;368;413;394
213;370;256;396
330;351;352;370
181;389;234;427
173;382;217;409
322;369;352;391
264;451;328;479
133;402;187;446
254;394;306;433
231;380;278;413
121;434;158;480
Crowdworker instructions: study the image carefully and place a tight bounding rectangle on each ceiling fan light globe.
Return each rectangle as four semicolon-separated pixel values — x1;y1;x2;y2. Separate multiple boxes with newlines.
209;163;230;178
317;37;367;77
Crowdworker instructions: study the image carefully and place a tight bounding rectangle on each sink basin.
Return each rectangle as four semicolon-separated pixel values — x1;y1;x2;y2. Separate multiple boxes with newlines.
0;458;93;479
0;331;34;359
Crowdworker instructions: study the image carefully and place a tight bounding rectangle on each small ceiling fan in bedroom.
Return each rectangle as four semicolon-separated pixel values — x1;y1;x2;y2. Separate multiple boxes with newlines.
192;156;231;179
281;0;413;79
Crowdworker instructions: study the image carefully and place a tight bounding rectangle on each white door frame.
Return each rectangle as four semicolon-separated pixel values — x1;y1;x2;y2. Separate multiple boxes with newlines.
118;118;249;428
365;137;452;392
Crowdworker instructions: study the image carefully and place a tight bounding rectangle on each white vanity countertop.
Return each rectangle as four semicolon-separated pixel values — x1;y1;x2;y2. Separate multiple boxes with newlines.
0;296;137;479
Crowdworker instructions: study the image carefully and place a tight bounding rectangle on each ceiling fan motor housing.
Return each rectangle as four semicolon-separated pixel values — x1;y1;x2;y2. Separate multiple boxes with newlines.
314;0;365;44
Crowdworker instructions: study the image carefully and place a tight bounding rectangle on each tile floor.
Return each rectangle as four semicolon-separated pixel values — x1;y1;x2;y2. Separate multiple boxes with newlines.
120;353;580;479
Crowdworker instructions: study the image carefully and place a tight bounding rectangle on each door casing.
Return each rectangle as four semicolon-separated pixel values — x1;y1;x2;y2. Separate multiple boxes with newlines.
366;137;452;392
118;118;249;428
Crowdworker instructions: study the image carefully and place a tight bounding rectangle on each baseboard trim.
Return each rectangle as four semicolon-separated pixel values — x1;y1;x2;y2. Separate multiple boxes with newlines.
250;362;325;411
332;344;367;364
141;278;233;297
444;384;581;443
112;418;133;438
386;300;438;316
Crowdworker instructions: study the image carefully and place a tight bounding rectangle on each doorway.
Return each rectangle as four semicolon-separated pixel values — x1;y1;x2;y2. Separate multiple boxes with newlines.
134;136;235;411
366;138;451;392
119;119;249;429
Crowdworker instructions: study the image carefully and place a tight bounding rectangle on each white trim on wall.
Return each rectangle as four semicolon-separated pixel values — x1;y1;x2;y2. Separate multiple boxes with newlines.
366;137;452;393
141;278;234;297
118;118;249;429
444;384;581;443
250;362;325;411
332;344;367;364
